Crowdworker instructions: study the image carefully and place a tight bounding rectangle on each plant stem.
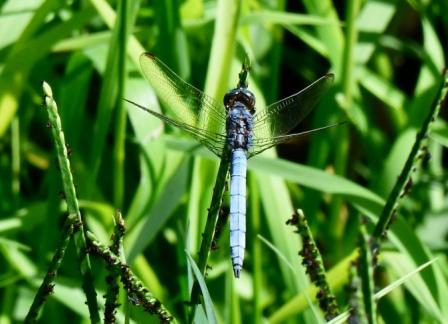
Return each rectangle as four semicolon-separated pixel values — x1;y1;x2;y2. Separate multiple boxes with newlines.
87;232;174;323
104;210;126;323
329;0;361;247
358;222;377;324
39;82;100;322
373;71;448;238
190;153;230;307
249;174;262;324
24;215;76;323
287;210;340;320
11;117;20;207
113;0;131;207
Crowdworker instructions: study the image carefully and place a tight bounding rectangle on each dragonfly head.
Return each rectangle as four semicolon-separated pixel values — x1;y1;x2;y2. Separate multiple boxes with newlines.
224;87;256;114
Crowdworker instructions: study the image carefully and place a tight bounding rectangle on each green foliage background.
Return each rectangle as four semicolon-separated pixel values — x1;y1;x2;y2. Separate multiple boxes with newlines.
0;0;447;323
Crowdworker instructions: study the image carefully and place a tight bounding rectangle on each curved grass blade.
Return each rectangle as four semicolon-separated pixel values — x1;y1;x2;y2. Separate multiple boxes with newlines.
373;70;448;238
185;251;217;324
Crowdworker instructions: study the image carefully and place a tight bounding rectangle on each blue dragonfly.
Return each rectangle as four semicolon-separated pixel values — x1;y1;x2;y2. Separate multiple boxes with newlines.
127;53;335;278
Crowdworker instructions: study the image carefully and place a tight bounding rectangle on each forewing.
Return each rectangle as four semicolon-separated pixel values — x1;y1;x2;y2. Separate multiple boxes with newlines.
136;53;229;157
126;99;227;157
139;53;227;136
252;73;334;141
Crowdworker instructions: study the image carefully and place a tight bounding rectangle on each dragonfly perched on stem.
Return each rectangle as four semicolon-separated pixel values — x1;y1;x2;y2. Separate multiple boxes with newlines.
126;53;338;278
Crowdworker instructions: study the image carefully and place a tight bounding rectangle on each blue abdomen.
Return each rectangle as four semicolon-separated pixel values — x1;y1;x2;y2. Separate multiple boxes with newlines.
229;148;247;278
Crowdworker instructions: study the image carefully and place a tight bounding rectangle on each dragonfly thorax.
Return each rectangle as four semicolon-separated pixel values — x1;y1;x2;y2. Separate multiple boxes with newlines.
224;87;256;114
226;102;254;151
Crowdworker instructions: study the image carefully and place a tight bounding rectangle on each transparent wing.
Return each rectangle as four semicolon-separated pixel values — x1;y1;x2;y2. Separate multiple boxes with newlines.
126;99;227;157
247;122;344;158
252;73;334;143
136;53;228;156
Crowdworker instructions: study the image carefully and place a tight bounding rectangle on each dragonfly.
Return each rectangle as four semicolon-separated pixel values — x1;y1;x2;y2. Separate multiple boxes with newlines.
127;53;336;278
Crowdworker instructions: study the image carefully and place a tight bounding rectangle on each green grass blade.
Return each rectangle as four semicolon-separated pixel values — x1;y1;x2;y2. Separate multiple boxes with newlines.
39;82;100;322
249;174;262;323
186;251;218;324
250;155;384;213
86;1;120;197
112;0;135;207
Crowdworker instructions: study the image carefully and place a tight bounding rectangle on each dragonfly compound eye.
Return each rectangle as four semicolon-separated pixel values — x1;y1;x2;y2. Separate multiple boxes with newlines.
239;89;256;113
224;88;256;113
224;89;239;110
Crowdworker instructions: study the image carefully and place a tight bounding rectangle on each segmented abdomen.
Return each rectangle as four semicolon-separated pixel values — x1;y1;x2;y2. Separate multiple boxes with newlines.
229;148;247;278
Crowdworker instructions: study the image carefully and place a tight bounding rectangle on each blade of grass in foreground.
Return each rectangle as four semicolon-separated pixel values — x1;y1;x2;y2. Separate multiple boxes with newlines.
186;251;218;324
25;82;100;323
113;0;135;207
86;0;120;198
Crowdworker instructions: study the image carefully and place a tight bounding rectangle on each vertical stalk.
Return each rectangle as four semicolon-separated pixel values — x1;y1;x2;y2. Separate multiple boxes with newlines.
25;216;76;323
358;223;377;324
39;82;100;322
113;0;130;207
87;0;124;198
329;0;361;241
189;154;230;307
11;117;20;207
249;174;262;324
341;0;361;108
